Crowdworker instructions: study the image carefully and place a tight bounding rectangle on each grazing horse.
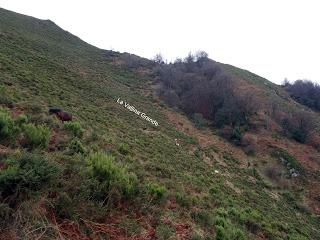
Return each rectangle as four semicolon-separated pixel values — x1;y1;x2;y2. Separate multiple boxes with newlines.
56;111;72;122
49;108;72;122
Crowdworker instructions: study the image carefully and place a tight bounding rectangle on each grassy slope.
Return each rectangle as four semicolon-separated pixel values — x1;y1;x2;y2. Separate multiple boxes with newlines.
0;8;319;239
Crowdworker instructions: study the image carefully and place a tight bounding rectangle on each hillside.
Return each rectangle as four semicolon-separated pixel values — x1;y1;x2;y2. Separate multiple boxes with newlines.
0;7;320;240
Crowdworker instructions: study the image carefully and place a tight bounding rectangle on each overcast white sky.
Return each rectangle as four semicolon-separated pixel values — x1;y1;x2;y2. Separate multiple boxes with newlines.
0;0;319;84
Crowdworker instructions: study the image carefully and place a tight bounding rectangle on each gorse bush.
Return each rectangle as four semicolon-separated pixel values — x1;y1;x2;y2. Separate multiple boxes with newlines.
230;125;243;145
176;192;191;207
0;85;12;105
64;121;84;138
191;210;215;229
214;209;246;240
118;143;130;155
69;139;85;154
193;113;208;129
0;108;17;141
22;123;50;149
0;153;60;204
87;151;138;200
146;182;167;200
14;114;28;126
155;224;175;240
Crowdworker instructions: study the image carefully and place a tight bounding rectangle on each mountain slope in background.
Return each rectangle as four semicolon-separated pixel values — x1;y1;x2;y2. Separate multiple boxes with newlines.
0;8;319;240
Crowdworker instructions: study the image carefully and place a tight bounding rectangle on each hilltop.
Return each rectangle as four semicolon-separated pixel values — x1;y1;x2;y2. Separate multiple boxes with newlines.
0;8;319;240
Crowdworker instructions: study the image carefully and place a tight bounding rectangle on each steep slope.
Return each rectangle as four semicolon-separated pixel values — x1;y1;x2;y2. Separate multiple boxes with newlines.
0;8;319;240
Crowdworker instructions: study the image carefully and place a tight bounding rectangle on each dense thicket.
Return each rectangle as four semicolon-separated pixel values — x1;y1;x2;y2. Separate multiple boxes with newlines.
153;52;257;128
280;110;316;143
283;79;320;111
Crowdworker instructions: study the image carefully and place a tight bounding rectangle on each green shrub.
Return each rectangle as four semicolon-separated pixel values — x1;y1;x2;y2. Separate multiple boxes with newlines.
155;224;174;240
215;225;227;240
282;191;296;204
0;202;12;221
0;85;11;105
87;151;138;200
26;103;42;115
176;192;191;207
191;210;215;228
52;192;76;219
69;139;85;154
250;168;262;181
119;218;141;236
64;121;84;138
23;123;50;149
209;184;228;205
89;130;99;141
0;108;17;141
223;153;240;164
230;126;243;145
0;153;60;203
118;143;130;155
193;113;208;129
15;114;28;126
146;182;167;200
214;216;246;240
191;233;203;240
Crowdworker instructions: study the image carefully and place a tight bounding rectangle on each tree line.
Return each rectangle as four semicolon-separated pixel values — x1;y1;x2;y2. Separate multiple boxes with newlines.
283;79;320;112
152;52;258;129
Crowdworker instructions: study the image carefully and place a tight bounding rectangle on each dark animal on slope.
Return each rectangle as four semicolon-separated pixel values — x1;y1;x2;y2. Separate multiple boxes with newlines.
56;111;72;122
49;108;61;114
49;108;72;122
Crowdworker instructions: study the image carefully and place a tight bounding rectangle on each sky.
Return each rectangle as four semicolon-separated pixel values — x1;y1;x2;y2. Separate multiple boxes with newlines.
0;0;319;84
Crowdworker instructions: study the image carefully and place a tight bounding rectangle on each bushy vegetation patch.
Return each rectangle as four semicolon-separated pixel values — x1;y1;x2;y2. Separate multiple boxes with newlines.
214;216;246;240
86;151;138;201
155;224;175;240
283;79;320;112
280;111;316;143
0;84;12;105
14;114;28;126
69;139;85;154
118;143;130;155
146;182;167;201
191;210;215;229
0;108;18;141
193;113;209;129
0;153;60;205
175;191;191;207
230;125;243;145
64;121;84;138
22;123;50;149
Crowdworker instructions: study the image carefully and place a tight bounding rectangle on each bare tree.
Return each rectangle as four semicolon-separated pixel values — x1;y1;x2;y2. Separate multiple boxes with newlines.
153;53;165;64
